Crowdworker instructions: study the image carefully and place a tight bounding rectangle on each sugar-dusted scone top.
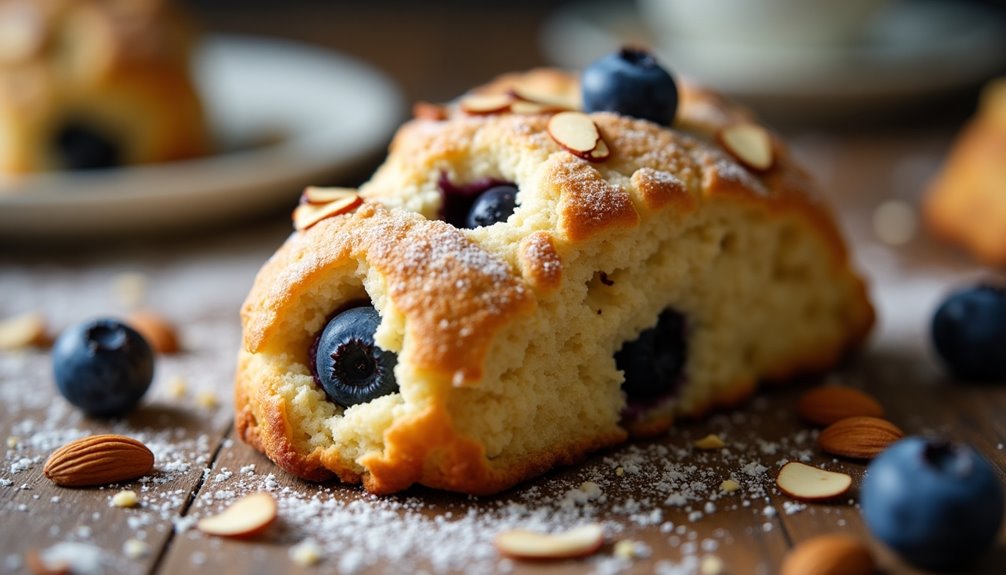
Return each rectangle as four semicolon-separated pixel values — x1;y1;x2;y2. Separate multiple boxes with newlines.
236;68;874;495
0;0;209;174
926;79;1006;264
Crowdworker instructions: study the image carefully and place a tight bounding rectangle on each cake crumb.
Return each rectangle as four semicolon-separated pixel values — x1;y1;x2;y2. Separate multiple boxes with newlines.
196;391;218;409
111;490;139;508
112;272;148;309
719;479;740;493
289;539;323;566
613;539;649;559
615;467;625;477
694;434;726;450
167;376;188;399
6;436;20;449
700;555;726;574
123;539;148;559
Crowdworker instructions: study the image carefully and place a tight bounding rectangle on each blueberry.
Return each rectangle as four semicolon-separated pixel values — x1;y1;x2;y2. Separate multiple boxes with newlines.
616;309;687;399
465;185;518;228
437;174;515;228
862;437;1004;570
52;319;154;417
932;284;1006;380
52;121;121;170
581;47;678;127
312;305;398;407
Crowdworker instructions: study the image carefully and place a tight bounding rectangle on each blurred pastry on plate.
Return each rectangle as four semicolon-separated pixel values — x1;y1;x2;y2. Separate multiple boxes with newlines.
926;79;1006;264
0;0;209;175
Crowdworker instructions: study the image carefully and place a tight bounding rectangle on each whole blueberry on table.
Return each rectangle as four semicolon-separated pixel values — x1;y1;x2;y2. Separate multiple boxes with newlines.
932;284;1006;381
313;305;398;407
581;47;678;127
52;319;154;416
861;436;1004;570
465;185;518;228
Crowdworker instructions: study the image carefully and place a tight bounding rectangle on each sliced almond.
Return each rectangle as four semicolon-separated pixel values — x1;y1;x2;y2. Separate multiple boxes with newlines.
588;137;611;162
293;193;363;231
818;417;903;460
0;312;49;350
494;523;604;560
302;186;359;205
718;123;775;172
511;100;566;115
776;462;852;502
197;492;277;538
548;111;609;162
459;93;513;115
782;534;875;575
413;101;448;121
509;87;575;113
126;310;179;354
44;435;154;487
797;386;884;426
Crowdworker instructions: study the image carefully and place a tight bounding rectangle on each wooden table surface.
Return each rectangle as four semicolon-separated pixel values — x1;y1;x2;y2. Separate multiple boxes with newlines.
3;4;1006;575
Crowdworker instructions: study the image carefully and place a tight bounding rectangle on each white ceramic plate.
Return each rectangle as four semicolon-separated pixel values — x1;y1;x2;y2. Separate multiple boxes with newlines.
0;34;404;240
542;1;1006;122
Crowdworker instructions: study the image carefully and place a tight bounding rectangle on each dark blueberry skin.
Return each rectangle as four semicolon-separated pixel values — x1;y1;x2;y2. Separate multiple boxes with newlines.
862;437;1005;571
932;284;1006;381
581;48;678;127
313;306;399;407
466;185;518;228
52;121;122;171
437;173;518;228
616;309;687;400
52;319;154;417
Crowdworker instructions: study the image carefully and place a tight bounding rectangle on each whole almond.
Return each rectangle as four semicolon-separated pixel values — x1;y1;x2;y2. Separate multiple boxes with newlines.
797;386;883;426
126;310;180;354
782;534;875;575
44;434;154;487
819;417;903;459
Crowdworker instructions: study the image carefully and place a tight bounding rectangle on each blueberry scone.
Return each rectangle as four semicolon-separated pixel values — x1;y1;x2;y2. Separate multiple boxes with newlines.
0;0;209;175
236;50;874;495
926;79;1006;264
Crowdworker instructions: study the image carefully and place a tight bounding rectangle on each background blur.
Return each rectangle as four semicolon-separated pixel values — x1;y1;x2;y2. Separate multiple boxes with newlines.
185;0;1006;123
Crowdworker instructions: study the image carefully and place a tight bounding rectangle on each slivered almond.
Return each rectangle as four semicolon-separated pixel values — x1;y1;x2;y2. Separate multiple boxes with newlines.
44;435;154;487
819;417;903;459
293;193;362;231
797;386;884;426
459;93;513;115
197;492;277;538
782;534;875;575
494;523;604;560
718;123;774;172
126;310;179;354
776;462;852;502
548;112;609;162
694;434;726;450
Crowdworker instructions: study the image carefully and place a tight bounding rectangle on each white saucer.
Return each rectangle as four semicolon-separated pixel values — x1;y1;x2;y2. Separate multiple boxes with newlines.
542;1;1006;121
0;34;404;240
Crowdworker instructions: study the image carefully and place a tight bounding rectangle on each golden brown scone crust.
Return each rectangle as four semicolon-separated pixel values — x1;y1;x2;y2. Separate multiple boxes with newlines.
236;69;874;494
0;0;209;175
926;79;1006;264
